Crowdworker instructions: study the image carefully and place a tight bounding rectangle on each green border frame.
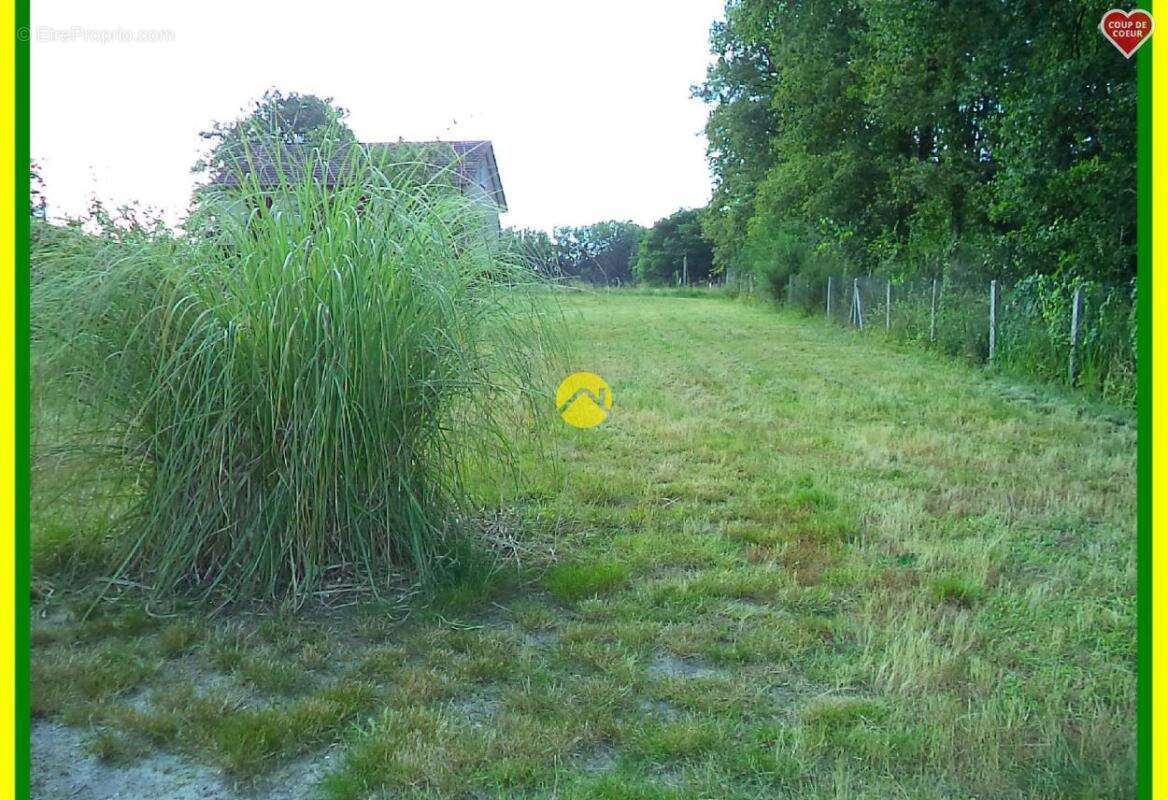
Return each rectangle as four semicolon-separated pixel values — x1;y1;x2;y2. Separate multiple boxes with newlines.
16;0;30;798
5;7;1156;800
1138;38;1152;800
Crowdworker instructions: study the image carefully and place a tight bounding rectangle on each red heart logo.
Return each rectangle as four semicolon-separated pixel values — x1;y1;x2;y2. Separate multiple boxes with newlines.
1099;8;1154;58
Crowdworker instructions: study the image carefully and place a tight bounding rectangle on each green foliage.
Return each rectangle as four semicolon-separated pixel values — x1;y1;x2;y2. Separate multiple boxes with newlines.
501;227;558;276
696;0;1134;286
996;274;1136;404
32;140;559;607
788;270;1137;404
739;221;821;302
192;88;355;181
633;208;715;285
30;158;47;219
554;221;644;285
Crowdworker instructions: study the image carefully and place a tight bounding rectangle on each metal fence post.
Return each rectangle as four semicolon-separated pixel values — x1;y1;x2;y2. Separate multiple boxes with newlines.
788;273;794;305
930;278;938;343
1069;286;1083;385
826;276;833;318
885;280;891;331
989;279;998;362
853;277;864;329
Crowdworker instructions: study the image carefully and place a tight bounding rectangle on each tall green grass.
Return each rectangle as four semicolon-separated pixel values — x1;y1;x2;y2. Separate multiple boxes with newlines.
32;144;559;606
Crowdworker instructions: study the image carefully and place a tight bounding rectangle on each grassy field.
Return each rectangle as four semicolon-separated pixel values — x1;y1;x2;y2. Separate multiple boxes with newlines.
31;291;1135;799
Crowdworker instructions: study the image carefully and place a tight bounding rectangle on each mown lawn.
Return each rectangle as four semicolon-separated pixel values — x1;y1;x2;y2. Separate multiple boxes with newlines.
31;291;1136;799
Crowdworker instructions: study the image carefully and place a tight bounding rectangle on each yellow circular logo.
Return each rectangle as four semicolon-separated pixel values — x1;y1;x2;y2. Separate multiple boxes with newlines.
556;372;613;429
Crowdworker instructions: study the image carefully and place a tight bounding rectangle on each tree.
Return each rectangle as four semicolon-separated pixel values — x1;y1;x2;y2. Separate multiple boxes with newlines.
695;0;1135;287
553;221;644;285
30;159;47;220
501;227;558;275
192;89;356;181
633;209;715;285
692;3;780;273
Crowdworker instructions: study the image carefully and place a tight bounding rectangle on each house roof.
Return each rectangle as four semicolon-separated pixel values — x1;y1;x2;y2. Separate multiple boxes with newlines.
368;140;507;212
212;139;507;212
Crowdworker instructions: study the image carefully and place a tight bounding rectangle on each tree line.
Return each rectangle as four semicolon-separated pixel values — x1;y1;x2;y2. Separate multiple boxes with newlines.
503;208;715;286
694;0;1135;291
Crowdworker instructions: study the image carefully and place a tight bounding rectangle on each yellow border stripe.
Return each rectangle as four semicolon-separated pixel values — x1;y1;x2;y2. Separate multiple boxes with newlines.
1154;2;1167;796
0;1;14;796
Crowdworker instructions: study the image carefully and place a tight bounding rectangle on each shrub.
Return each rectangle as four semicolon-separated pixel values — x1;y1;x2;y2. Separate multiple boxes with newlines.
32;143;558;606
997;274;1136;405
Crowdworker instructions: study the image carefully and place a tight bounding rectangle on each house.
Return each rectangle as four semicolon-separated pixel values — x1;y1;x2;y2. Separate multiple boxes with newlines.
210;139;508;230
373;140;507;229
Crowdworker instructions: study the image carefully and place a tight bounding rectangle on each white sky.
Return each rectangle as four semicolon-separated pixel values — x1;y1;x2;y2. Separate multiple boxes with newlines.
31;0;723;233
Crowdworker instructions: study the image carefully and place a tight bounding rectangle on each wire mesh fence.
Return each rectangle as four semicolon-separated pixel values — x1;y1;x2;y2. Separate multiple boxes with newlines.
784;273;1136;405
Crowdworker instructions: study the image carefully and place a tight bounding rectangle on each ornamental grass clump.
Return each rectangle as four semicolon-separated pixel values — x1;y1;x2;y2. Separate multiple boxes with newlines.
32;144;557;605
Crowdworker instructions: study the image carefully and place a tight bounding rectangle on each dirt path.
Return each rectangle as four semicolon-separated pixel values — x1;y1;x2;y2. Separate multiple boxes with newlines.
33;721;330;800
